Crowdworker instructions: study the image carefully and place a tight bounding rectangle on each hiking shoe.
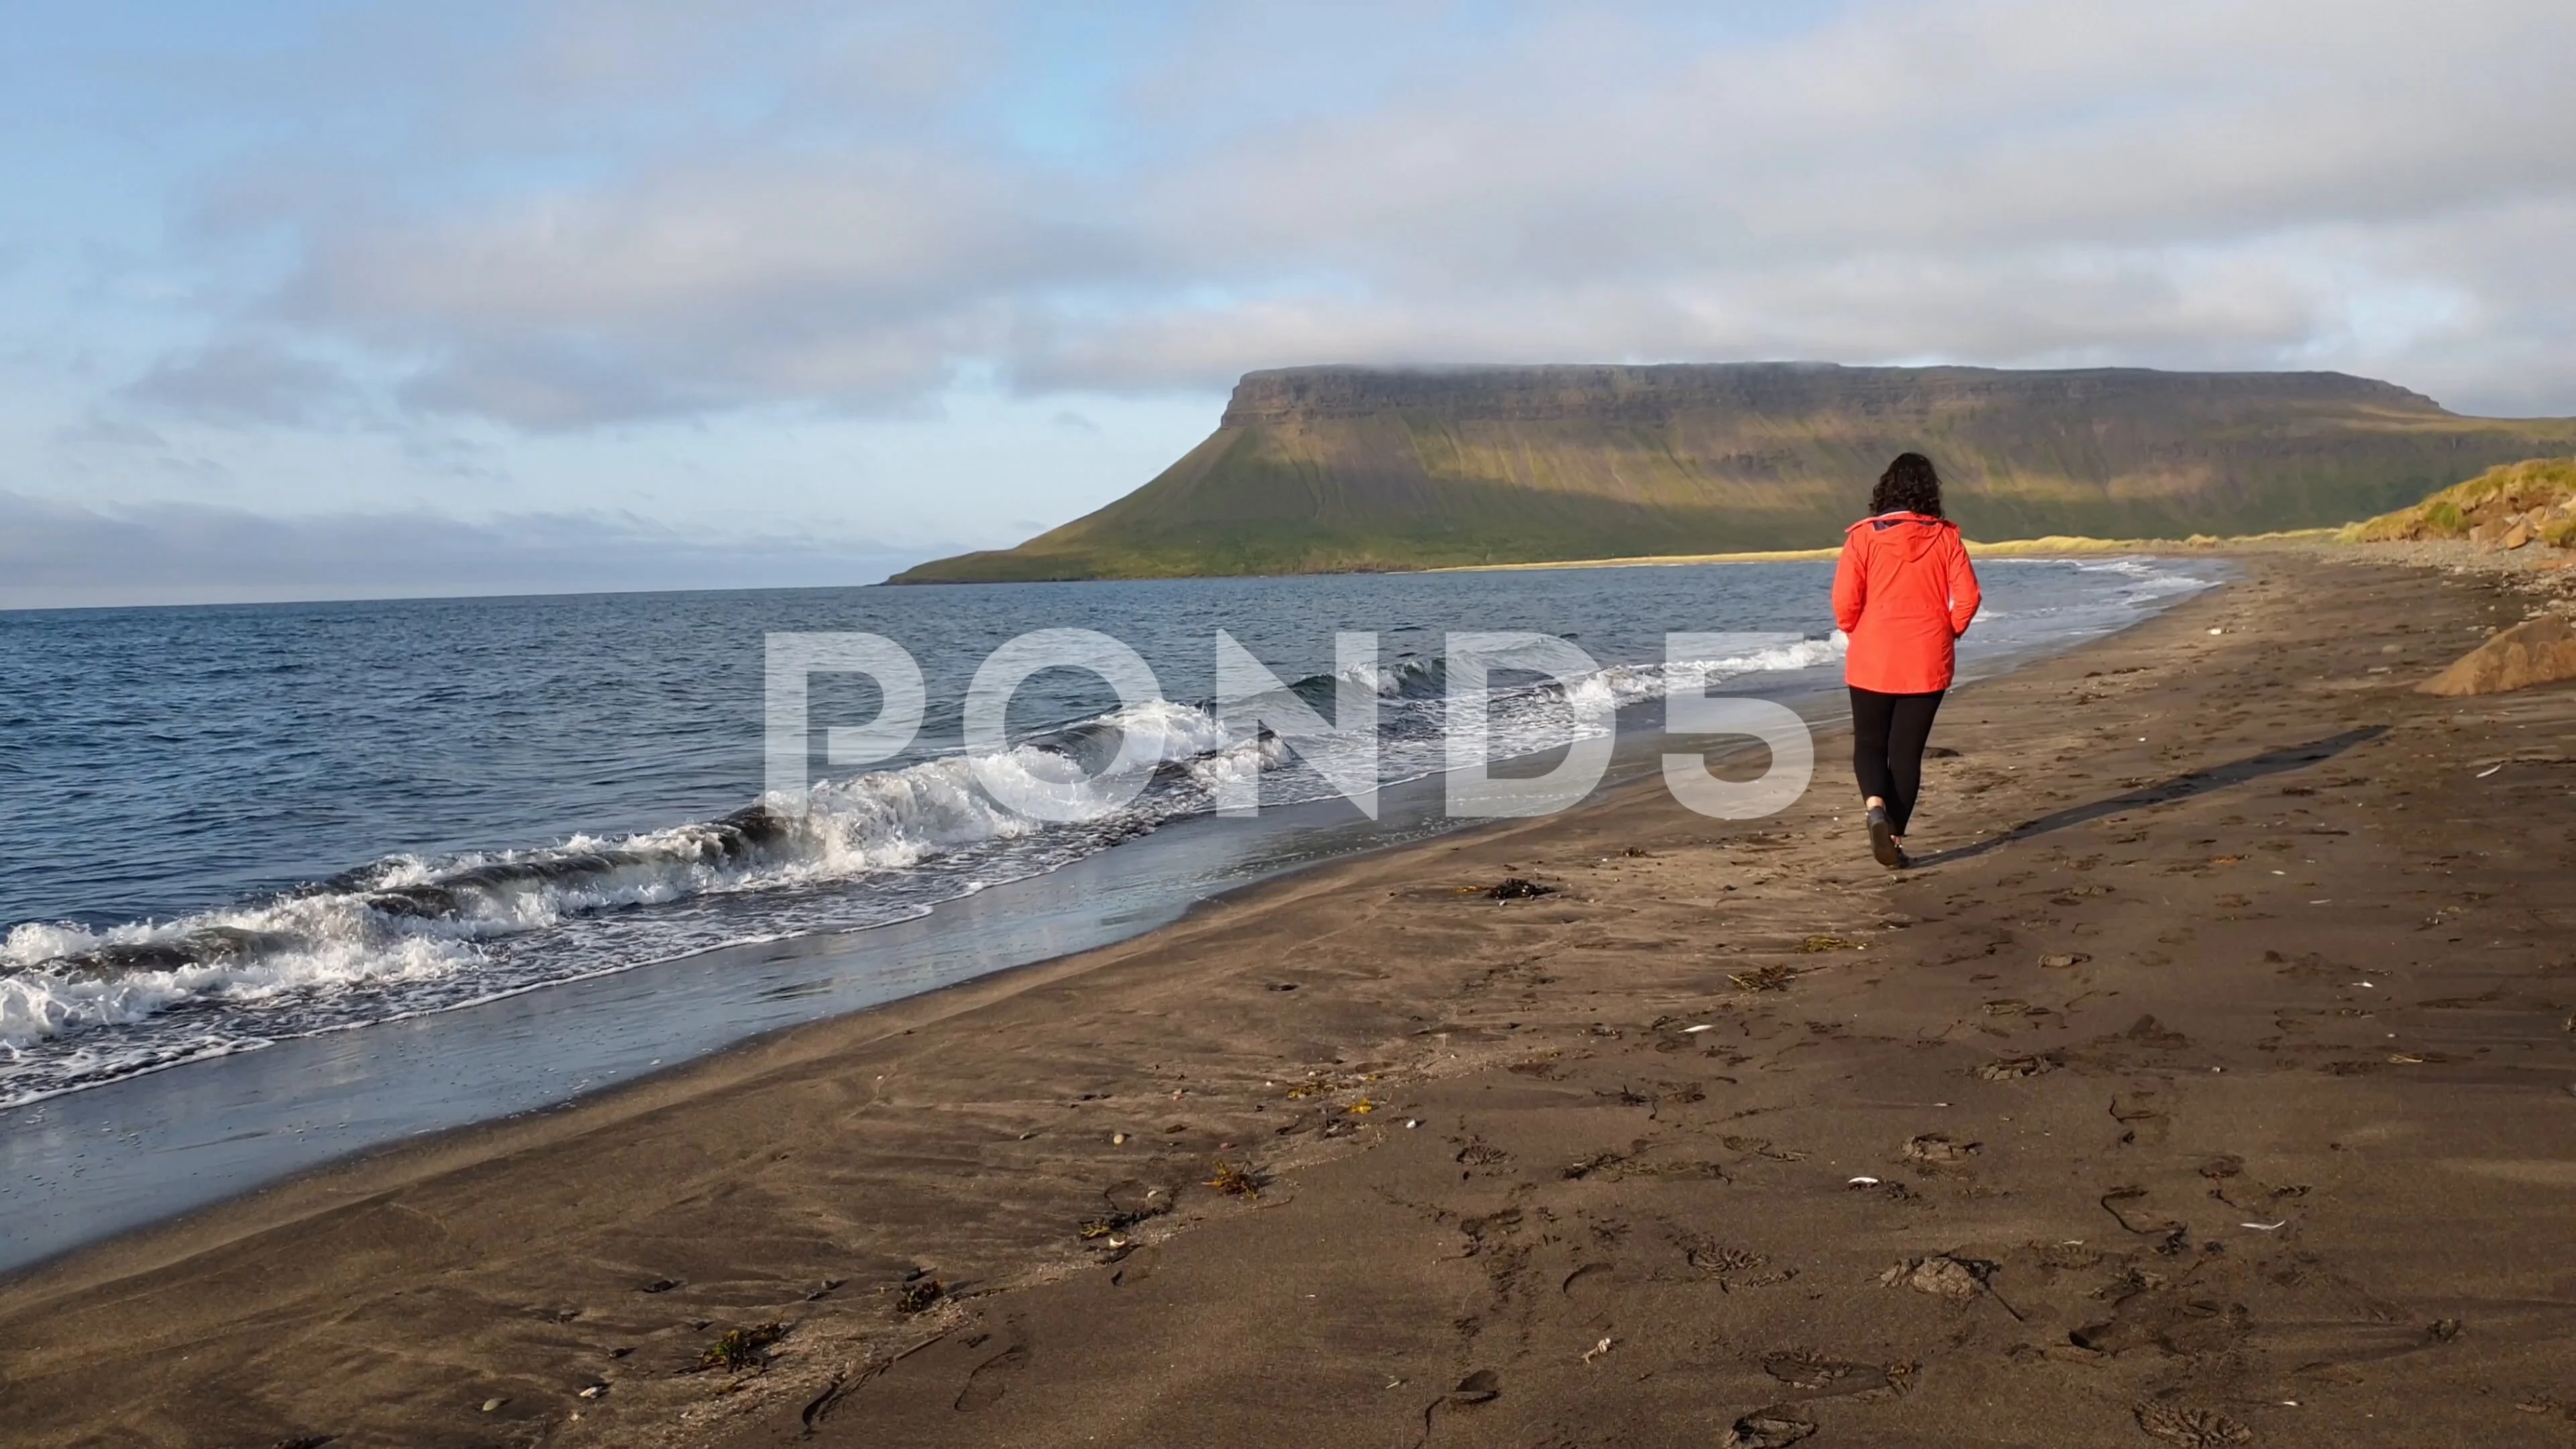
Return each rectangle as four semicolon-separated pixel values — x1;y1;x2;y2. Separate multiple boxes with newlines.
1867;806;1902;868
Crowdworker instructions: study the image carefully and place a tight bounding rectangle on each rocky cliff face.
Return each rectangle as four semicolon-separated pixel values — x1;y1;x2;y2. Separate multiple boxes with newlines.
1218;363;2439;427
892;364;2576;583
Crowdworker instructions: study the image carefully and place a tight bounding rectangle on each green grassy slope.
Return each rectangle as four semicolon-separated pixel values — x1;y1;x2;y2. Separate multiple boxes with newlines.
2345;457;2576;547
892;364;2576;582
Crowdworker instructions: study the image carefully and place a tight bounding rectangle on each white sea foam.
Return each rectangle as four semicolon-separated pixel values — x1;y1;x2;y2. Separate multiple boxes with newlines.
0;694;1279;1089
0;610;2000;1106
2053;554;2220;598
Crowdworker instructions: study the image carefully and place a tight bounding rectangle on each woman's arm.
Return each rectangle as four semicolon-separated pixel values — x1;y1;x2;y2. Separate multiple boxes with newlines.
1832;532;1866;633
1945;533;1982;636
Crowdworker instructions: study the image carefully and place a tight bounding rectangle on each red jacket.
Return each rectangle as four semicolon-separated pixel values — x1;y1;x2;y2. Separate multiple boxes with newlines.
1833;512;1982;694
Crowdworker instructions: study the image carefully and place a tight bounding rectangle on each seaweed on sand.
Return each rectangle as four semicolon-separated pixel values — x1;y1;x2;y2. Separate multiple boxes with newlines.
692;1322;786;1373
1204;1161;1267;1198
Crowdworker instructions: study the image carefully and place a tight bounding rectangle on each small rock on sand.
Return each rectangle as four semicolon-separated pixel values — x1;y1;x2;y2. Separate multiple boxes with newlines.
1879;1254;1986;1300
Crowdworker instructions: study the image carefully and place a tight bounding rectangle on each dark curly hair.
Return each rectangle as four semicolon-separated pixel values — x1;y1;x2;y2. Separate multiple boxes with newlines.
1870;451;1944;518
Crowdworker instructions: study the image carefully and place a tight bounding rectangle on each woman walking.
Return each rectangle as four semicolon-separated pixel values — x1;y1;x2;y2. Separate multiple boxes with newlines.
1832;452;1981;868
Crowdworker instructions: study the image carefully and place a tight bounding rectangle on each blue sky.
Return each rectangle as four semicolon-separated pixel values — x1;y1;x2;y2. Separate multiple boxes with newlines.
3;1;2572;606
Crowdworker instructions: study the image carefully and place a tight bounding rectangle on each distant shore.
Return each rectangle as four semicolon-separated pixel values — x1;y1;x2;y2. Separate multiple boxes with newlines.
5;550;2575;1448
1430;528;2343;573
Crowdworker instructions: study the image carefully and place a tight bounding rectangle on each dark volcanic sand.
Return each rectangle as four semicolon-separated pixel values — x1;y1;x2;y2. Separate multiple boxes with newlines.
2;553;2571;1449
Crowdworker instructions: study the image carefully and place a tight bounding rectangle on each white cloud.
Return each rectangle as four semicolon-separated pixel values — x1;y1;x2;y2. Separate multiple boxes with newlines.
177;0;2569;427
274;152;1137;426
9;0;2568;609
124;340;362;425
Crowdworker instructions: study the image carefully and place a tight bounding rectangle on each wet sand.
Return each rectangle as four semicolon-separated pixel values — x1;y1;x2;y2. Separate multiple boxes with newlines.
3;553;2572;1449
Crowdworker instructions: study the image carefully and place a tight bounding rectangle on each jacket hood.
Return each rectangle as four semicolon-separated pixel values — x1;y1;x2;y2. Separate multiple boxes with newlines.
1847;511;1955;562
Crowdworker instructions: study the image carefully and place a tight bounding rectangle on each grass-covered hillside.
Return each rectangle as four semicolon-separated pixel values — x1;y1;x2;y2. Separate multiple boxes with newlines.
2345;457;2576;550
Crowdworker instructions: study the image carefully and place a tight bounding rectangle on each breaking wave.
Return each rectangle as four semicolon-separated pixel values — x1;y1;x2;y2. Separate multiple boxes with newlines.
1;635;1849;1106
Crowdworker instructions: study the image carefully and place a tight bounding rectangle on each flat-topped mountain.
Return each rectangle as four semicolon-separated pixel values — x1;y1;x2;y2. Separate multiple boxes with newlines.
890;364;2576;582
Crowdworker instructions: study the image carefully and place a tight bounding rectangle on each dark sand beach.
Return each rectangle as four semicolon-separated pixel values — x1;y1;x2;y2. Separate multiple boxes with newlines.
3;552;2572;1448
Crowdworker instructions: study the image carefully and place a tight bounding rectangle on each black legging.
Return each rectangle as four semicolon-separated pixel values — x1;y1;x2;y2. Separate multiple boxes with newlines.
1849;686;1945;837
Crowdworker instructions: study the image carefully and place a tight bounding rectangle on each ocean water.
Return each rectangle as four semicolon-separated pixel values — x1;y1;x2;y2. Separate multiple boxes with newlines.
0;558;2214;1112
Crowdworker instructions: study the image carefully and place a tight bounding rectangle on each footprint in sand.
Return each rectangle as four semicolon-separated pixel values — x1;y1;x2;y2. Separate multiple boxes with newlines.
1718;1407;1818;1446
953;1340;1031;1412
2099;1185;2190;1252
1560;1261;1617;1301
1760;1350;1907;1399
2132;1402;2253;1444
1903;1132;1982;1167
1976;1054;2057;1080
2108;1089;2172;1146
1419;1369;1504;1440
2116;1014;2192;1051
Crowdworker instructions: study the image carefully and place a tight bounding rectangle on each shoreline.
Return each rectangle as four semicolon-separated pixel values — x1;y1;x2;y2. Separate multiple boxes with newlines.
0;753;1583;1279
1428;529;2343;574
0;555;2199;1277
880;533;2325;586
5;550;2573;1447
0;680;1820;1281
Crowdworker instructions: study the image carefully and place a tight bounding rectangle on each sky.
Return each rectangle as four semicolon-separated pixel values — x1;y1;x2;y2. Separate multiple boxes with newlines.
3;0;2572;608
